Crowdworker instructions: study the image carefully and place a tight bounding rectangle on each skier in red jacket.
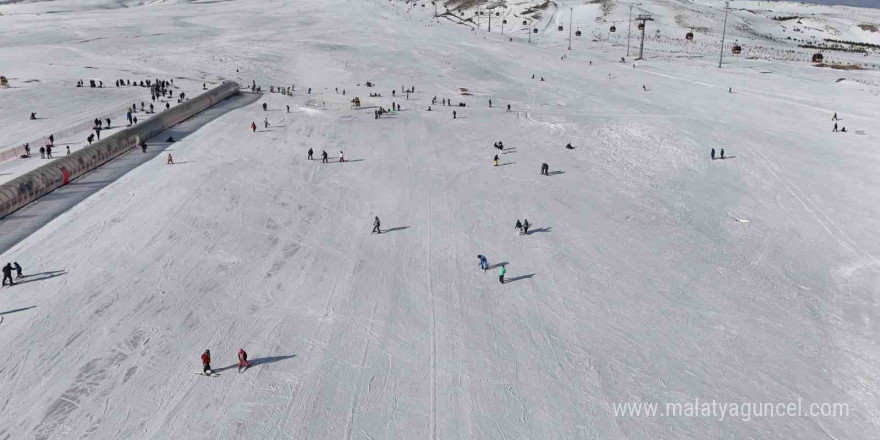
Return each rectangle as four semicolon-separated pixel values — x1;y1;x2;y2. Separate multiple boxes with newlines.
201;349;212;374
238;348;250;372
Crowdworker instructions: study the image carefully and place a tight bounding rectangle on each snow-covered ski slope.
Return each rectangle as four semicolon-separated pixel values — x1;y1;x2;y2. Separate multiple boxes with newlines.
1;0;880;439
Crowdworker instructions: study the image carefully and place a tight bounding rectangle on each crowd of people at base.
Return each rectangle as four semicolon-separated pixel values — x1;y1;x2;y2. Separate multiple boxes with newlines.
1;262;23;287
20;76;192;160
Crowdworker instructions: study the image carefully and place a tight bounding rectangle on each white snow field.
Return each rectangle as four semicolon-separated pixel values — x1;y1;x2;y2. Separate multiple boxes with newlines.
1;0;880;439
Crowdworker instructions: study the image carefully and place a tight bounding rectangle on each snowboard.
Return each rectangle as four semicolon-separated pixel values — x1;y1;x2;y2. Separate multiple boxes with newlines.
196;370;219;377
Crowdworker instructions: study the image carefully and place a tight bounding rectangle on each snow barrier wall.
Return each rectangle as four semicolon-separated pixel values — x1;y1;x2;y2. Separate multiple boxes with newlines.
0;81;240;219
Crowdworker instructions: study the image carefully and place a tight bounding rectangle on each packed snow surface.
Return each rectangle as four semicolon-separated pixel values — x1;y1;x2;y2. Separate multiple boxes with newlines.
1;0;879;439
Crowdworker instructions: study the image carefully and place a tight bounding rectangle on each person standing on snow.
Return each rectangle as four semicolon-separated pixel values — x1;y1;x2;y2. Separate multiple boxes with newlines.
498;264;506;284
477;255;488;272
2;263;14;287
832;112;838;121
372;217;381;234
251;122;257;133
493;155;499;167
167;154;174;165
523;219;530;235
515;220;523;235
238;348;250;372
264;118;270;129
720;149;725;160
321;151;329;164
833;123;838;132
711;148;716;160
506;104;511;112
339;151;345;163
308;148;314;160
541;163;549;175
201;350;212;374
13;262;22;279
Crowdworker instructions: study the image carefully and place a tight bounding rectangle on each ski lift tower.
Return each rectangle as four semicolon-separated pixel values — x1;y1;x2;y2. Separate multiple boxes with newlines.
635;14;654;60
488;6;496;32
718;1;731;68
624;2;642;57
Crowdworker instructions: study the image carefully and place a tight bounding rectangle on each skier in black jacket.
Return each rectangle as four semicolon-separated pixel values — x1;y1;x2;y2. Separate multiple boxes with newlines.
2;263;14;286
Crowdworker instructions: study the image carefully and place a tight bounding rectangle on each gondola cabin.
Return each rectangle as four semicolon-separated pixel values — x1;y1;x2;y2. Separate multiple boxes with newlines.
610;25;616;32
686;31;694;41
637;23;645;30
523;20;528;25
811;53;823;62
575;28;582;36
558;25;564;31
731;44;742;54
533;28;538;33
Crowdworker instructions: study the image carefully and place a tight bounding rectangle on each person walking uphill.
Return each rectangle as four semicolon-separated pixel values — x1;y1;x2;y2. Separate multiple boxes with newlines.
308;148;314;160
372;217;381;234
251;121;257;133
498;264;506;284
13;262;23;279
2;263;14;287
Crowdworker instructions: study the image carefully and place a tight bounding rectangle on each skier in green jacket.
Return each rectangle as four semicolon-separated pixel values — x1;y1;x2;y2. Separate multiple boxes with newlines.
498;264;506;284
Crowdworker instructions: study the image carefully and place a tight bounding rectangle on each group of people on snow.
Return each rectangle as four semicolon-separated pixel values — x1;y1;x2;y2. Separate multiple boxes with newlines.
200;348;250;375
1;262;23;287
831;113;848;133
710;148;726;160
303;147;341;164
476;256;507;284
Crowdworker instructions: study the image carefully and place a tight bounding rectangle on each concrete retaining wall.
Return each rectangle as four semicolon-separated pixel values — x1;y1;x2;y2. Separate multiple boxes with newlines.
0;81;240;219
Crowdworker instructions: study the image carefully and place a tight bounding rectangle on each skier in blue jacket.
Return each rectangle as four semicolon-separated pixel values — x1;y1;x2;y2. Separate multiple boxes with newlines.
477;255;488;272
